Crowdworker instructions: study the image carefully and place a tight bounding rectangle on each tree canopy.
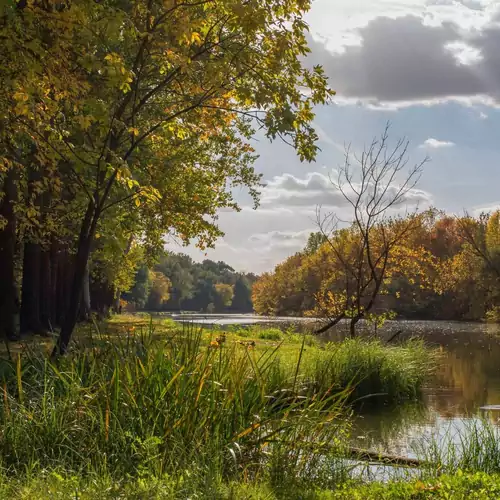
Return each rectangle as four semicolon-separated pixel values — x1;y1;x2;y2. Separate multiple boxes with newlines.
0;0;331;352
252;210;500;326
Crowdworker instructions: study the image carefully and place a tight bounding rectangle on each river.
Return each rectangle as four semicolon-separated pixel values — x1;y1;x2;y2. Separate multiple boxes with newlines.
172;315;500;476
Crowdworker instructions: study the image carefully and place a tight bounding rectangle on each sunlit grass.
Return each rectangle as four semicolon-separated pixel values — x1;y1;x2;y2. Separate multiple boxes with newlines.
0;316;439;496
0;321;350;494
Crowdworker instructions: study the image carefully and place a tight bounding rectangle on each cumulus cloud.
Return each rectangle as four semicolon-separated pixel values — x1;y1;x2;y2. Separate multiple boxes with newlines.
248;230;312;249
420;138;456;148
261;172;432;209
472;202;500;216
306;12;500;107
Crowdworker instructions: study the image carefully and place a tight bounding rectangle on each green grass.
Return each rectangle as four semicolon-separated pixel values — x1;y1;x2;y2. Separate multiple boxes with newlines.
0;316;439;497
262;337;437;406
0;321;350;493
1;471;500;499
415;418;500;476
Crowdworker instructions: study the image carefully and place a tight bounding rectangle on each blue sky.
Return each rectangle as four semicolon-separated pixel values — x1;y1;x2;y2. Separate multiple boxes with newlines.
167;0;500;273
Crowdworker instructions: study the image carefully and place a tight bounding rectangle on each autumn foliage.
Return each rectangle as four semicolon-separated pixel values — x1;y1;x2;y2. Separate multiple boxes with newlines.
253;210;500;324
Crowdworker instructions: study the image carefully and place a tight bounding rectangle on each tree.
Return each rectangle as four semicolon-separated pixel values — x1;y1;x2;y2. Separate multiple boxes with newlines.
304;232;327;255
147;272;171;311
33;0;331;354
315;126;429;336
123;265;152;310
232;275;254;313
155;253;195;310
0;1;89;339
214;283;234;310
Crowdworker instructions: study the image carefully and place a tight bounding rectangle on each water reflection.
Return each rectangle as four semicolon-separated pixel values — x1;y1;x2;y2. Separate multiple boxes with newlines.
347;320;500;458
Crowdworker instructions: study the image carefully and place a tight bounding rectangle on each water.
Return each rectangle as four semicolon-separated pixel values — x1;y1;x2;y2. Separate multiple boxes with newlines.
170;313;315;328
346;320;500;463
173;315;500;468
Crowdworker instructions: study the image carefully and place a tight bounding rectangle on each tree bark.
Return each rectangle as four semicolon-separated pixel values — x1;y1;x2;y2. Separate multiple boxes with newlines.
20;241;44;334
40;246;52;331
82;262;91;321
350;317;360;338
313;313;346;335
0;168;19;340
52;202;98;356
20;157;49;335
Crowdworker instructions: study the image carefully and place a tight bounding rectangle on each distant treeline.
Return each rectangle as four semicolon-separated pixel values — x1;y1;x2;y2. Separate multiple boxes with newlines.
124;252;256;314
252;210;500;322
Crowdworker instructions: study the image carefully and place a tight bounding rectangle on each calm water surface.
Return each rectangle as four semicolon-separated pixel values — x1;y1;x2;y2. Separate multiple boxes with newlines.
349;320;500;461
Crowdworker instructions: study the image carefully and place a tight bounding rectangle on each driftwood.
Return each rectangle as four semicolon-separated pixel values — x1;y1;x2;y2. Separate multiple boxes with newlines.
386;329;403;344
346;446;425;467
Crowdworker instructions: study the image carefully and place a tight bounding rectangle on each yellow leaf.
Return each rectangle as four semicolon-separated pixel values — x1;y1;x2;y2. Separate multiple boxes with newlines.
128;127;139;137
134;197;141;207
191;32;202;45
13;91;29;102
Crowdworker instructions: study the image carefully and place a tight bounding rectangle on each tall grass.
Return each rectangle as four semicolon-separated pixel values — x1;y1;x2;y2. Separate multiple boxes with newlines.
295;338;436;406
0;321;438;496
0;324;350;494
417;418;500;476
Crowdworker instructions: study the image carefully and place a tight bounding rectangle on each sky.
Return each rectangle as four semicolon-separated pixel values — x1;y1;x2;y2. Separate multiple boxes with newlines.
167;0;500;274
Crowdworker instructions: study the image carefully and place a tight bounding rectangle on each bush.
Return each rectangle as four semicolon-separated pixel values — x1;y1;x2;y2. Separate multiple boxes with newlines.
258;328;284;340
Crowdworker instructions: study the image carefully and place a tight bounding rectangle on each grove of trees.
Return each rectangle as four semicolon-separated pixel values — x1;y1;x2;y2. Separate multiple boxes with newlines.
252;209;500;326
0;0;331;353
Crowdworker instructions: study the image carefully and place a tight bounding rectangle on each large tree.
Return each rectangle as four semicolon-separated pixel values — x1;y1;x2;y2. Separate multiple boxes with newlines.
1;0;332;352
314;126;428;336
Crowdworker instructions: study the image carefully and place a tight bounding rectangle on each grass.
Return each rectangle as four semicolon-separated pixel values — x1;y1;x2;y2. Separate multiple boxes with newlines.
0;316;439;497
1;470;500;498
415;417;500;476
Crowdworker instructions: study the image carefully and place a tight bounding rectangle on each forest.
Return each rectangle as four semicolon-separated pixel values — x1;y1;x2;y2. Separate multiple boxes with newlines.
253;210;500;325
124;252;256;313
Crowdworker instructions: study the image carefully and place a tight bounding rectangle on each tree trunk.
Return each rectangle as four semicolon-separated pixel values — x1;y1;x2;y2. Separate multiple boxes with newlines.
52;202;98;356
20;241;44;334
40;247;52;331
349;318;357;338
55;247;66;326
82;262;91;321
112;235;133;314
0;169;19;340
313;313;346;335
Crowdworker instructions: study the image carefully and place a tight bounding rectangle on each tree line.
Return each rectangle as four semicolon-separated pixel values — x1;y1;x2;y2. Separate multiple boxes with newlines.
124;252;255;314
252;210;500;325
0;0;330;353
252;130;500;332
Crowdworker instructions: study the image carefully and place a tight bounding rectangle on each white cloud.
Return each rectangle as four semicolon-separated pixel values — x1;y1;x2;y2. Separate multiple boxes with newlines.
420;138;456;148
445;41;483;65
261;172;432;209
248;230;313;250
306;0;498;53
471;202;500;216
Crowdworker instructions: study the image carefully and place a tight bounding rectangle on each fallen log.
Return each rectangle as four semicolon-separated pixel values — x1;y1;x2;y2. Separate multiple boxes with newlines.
346;446;425;467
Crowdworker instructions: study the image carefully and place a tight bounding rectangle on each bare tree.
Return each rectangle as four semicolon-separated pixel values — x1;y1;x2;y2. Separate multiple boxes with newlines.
315;125;428;337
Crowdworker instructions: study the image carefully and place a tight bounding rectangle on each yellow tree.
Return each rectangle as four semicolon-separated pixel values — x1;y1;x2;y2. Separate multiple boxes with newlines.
2;0;332;352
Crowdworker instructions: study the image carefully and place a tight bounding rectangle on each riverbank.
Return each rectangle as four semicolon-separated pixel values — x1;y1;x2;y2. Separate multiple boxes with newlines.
0;316;438;498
